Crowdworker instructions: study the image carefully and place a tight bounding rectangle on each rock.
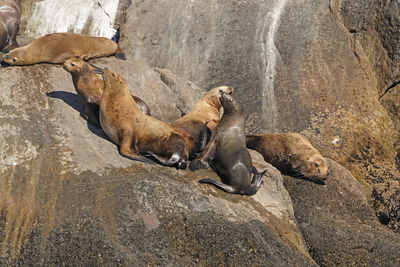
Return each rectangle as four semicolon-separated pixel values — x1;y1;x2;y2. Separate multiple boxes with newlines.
118;0;400;233
0;62;313;265
283;159;400;266
20;0;132;38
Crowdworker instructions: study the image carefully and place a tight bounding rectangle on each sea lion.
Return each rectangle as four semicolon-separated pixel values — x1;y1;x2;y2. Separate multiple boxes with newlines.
190;92;266;195
99;67;188;169
62;58;151;126
0;0;21;52
3;32;126;65
245;133;329;184
171;86;233;158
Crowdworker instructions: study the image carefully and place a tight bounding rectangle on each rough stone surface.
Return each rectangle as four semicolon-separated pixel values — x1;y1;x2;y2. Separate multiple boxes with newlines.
20;0;132;38
119;0;400;233
283;159;400;266
0;61;313;265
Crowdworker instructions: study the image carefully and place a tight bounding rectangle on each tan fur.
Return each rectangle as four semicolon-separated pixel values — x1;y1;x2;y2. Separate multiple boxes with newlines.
3;32;123;65
246;133;329;183
172;86;233;156
63;58;150;116
99;68;188;167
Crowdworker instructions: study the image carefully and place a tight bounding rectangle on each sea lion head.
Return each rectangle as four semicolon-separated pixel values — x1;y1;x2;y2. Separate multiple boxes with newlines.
301;154;329;184
220;91;241;114
3;50;25;65
102;68;125;91
206;86;234;108
62;58;86;73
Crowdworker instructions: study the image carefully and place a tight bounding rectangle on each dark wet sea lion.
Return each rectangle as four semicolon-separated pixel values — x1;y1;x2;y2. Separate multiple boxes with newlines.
190;92;266;195
246;133;329;184
62;58;151;126
99;68;188;169
171;86;233;158
0;0;21;52
3;32;126;65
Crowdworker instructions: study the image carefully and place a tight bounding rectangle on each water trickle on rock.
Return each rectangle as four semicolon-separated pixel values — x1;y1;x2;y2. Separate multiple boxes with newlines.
256;0;287;130
24;0;119;38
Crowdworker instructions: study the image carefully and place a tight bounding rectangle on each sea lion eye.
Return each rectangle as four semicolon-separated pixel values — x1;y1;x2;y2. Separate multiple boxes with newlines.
71;63;75;66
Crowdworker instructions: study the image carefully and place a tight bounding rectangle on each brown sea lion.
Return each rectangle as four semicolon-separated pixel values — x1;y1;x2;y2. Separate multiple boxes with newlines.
0;0;20;52
190;92;266;195
99;67;188;169
3;32;126;65
62;58;150;126
246;133;329;184
171;86;233;158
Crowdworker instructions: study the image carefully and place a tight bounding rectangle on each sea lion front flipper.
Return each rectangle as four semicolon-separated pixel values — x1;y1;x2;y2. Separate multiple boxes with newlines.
119;132;154;165
194;122;211;154
83;102;101;127
189;132;218;171
114;46;126;60
246;169;267;195
198;179;236;193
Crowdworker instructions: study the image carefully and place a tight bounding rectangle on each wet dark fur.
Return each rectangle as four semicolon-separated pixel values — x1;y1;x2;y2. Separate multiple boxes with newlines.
189;92;266;195
0;0;21;52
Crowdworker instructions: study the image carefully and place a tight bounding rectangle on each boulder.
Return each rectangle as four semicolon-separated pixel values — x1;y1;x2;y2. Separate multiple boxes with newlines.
0;61;313;265
119;0;400;233
283;159;400;266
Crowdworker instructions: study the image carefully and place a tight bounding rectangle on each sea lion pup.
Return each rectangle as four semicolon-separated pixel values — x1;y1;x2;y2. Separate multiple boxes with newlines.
62;58;151;126
0;0;21;52
100;68;188;169
245;133;329;184
3;32;126;65
189;92;266;195
171;86;233;158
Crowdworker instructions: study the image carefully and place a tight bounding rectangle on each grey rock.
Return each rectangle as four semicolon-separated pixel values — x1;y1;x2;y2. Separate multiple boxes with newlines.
0;62;313;265
283;159;400;266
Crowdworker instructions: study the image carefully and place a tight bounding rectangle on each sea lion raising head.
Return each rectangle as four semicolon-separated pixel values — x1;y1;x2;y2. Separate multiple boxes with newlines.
171;85;233;158
190;92;266;195
99;68;188;169
62;58;151;126
3;32;126;65
246;133;329;184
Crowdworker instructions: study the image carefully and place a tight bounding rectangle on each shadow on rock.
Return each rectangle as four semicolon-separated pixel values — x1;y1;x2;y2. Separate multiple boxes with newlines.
46;90;111;142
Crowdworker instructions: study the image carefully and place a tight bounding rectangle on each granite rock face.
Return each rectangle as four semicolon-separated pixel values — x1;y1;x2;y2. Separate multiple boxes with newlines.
283;159;400;266
0;60;314;265
119;0;400;233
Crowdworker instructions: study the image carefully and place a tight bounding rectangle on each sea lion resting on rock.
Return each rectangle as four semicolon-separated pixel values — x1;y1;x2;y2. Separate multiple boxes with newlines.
100;68;188;169
171;86;233;158
3;32;126;65
190;92;266;195
246;133;329;184
0;0;20;52
62;58;150;126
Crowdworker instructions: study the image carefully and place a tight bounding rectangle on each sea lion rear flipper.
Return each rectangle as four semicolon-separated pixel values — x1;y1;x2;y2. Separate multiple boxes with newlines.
142;151;186;169
114;46;126;60
199;179;236;193
88;63;103;74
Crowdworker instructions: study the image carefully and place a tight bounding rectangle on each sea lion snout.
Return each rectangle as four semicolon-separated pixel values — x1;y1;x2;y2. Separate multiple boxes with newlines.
3;53;16;64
